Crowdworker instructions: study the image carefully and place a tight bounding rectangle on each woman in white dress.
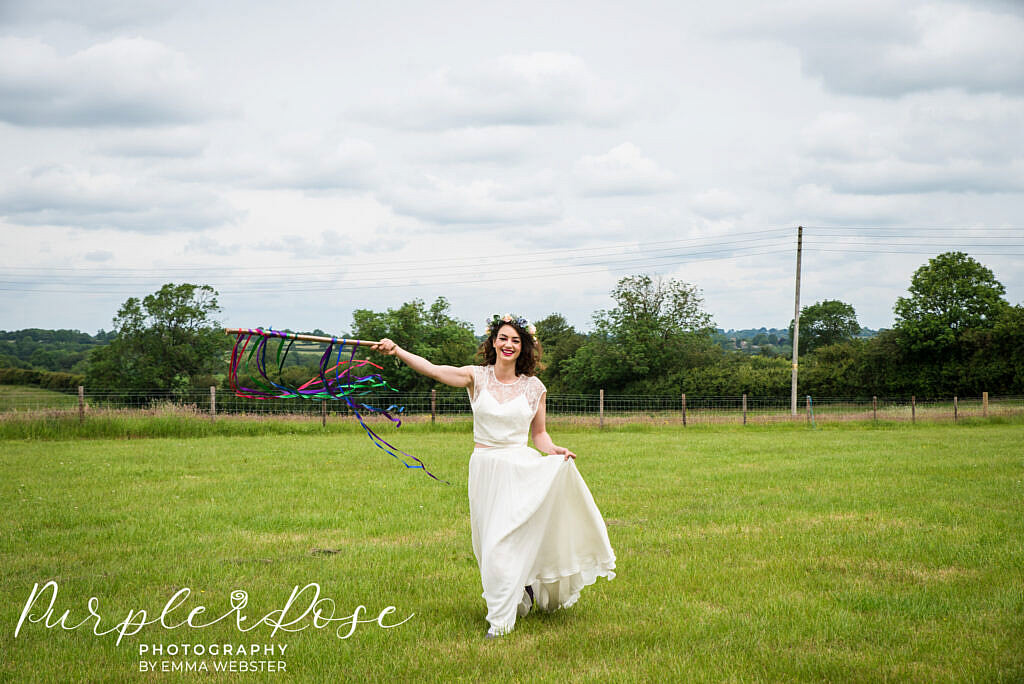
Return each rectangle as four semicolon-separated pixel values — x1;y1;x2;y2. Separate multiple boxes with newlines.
374;314;616;638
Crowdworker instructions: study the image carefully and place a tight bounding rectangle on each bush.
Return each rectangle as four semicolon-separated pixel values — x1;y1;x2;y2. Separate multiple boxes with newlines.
0;366;84;390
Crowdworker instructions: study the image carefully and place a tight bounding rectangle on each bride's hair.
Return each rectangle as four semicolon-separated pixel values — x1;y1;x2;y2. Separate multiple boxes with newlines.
477;321;541;376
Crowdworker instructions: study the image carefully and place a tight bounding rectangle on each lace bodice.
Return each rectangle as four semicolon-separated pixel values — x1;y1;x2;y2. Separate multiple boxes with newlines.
468;365;546;447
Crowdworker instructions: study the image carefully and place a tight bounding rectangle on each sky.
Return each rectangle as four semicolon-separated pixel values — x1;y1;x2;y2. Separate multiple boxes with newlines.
1;0;1022;336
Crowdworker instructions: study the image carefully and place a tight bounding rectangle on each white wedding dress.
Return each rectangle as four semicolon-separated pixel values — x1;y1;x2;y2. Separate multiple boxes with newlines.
467;364;616;636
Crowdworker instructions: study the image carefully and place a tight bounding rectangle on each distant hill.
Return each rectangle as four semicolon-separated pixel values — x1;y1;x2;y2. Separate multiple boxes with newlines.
0;328;115;373
712;328;783;355
712;326;881;355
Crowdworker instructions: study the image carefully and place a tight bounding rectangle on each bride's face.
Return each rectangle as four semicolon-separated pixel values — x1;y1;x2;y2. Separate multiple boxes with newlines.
493;324;522;362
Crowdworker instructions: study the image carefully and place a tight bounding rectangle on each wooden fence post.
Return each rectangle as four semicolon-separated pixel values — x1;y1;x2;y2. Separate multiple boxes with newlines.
983;391;988;418
954;396;958;422
681;393;687;427
321;398;327;427
806;395;811;424
210;385;216;421
872;396;877;422
599;389;604;429
742;393;747;425
431;389;437;424
911;395;916;424
78;385;85;424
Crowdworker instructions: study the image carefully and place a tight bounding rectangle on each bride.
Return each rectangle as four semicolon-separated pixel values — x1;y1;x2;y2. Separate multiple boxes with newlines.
374;314;616;638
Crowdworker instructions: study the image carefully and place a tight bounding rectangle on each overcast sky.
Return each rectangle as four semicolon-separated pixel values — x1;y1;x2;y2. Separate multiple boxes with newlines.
2;0;1022;336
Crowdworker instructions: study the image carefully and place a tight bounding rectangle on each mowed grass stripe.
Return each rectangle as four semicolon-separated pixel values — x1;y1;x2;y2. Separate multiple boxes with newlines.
2;422;1022;682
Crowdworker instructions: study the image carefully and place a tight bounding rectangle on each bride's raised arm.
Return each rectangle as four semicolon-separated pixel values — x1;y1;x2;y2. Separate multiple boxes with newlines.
372;338;473;389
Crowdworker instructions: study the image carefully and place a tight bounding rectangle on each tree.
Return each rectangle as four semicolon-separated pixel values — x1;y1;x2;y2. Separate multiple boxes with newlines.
824;252;1017;396
788;299;860;356
563;275;715;393
85;284;225;391
350;297;476;393
533;313;587;393
894;252;1008;353
602;274;714;336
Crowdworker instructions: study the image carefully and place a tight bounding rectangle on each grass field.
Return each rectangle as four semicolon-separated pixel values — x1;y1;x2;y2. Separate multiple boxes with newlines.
2;420;1023;682
0;385;78;412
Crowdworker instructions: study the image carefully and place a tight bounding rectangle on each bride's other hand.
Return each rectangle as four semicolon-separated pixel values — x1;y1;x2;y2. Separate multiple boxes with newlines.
556;447;576;461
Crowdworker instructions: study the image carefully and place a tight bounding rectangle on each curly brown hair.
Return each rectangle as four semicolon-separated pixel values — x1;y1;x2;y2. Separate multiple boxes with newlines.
477;321;542;376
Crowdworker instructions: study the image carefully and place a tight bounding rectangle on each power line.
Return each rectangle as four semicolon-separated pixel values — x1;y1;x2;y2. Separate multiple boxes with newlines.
0;237;797;284
0;247;800;295
2;225;1020;295
0;238;798;286
0;227;796;274
802;228;1019;233
806;248;1024;256
4;236;1020;285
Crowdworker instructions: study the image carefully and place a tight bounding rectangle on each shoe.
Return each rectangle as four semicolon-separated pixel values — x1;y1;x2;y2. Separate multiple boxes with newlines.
485;630;499;640
517;585;535;617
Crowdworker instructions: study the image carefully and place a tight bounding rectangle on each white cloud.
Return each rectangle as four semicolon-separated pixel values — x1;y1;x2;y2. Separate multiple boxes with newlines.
878;3;1024;95
807;159;1024;195
0;164;237;232
183;235;240;257
83;250;114;262
94;127;209;158
352;52;629;131
798;94;1024;195
211;189;420;259
381;173;562;226
512;216;631;249
0;0;178;28
0;36;223;127
741;0;1024;96
798;111;897;163
415;126;537;165
252;134;380;191
155;132;380;193
690;188;748;220
899;93;1024;165
573;143;676;196
793;184;919;225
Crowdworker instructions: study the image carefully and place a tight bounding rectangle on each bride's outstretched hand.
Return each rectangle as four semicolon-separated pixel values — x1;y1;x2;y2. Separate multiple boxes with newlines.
556;447;577;461
374;338;399;356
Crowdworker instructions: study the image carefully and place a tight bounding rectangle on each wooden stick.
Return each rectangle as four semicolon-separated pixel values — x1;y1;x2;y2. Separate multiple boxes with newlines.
224;328;381;346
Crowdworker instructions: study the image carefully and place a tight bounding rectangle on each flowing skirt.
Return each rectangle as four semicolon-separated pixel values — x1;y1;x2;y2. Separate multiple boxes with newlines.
468;445;616;635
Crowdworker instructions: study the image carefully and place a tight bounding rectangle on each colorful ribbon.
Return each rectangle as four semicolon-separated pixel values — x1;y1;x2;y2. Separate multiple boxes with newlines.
228;327;448;483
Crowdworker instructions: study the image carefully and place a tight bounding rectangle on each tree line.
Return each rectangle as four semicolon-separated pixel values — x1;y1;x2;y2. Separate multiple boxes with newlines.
343;252;1022;397
3;252;1022;398
0;328;115;373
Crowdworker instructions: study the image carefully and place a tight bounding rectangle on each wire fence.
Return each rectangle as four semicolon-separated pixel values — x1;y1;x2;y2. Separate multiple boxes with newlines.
1;385;1022;426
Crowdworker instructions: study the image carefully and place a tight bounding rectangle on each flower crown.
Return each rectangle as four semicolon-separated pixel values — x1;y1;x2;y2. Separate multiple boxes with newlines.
486;313;537;342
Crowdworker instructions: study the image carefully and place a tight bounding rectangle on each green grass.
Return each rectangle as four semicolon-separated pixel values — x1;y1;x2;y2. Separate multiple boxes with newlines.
0;385;78;412
0;404;483;441
2;422;1023;682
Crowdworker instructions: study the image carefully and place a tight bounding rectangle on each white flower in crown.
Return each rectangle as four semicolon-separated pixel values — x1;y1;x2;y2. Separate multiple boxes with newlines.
527;323;537;336
501;314;512;323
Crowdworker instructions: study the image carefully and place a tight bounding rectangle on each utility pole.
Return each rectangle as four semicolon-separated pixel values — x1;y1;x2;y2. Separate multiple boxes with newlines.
791;226;803;417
